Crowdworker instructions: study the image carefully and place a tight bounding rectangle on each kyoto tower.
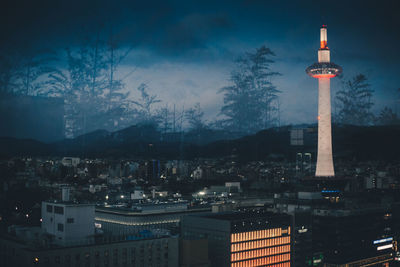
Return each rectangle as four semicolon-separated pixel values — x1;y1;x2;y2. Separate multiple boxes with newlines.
306;25;342;177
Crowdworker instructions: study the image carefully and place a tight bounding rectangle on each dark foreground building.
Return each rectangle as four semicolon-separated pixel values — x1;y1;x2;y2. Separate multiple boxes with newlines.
0;232;178;267
181;210;292;267
313;206;396;266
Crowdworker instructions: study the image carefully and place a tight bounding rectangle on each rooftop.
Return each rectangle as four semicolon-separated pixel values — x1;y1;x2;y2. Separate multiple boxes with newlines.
43;200;94;207
200;210;287;222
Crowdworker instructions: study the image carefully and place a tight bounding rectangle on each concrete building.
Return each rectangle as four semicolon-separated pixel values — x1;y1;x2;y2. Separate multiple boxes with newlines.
2;194;179;266
181;210;292;267
130;189;144;200
0;232;178;267
180;239;210;267
95;203;210;235
61;157;80;168
41;201;95;246
306;25;342;177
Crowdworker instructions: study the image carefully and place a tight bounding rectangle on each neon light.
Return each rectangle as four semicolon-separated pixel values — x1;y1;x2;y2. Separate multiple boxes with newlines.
374;237;393;244
231;236;291;252
312;74;336;78
377;244;393;251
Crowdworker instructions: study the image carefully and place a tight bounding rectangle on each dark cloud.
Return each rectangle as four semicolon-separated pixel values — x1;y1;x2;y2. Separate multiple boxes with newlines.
1;0;399;123
0;0;232;55
2;0;400;62
161;13;231;52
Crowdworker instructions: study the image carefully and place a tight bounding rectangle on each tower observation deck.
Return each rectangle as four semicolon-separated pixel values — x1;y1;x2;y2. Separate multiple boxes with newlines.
306;25;342;177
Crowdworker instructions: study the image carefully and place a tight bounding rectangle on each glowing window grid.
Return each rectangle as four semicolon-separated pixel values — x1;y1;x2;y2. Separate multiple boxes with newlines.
230;227;291;266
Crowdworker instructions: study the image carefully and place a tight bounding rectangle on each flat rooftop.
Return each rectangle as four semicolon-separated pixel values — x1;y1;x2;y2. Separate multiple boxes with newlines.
43;200;94;207
95;205;210;216
200;210;288;222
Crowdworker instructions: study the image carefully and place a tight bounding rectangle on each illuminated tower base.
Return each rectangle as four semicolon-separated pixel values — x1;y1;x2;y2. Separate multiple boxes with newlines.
316;77;334;176
306;25;342;177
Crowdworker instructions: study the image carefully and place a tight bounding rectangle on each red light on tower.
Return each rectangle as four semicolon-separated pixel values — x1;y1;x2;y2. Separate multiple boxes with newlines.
320;41;327;49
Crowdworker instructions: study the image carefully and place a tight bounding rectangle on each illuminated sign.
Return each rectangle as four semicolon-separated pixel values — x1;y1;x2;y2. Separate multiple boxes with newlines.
321;190;339;193
377;244;393;251
373;237;393;245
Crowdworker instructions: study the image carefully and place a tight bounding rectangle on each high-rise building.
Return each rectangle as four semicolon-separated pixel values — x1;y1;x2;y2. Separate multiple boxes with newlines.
181;210;292;267
306;25;342;177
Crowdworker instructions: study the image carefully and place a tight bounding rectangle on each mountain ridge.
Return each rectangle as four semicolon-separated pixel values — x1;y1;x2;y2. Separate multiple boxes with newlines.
1;124;399;161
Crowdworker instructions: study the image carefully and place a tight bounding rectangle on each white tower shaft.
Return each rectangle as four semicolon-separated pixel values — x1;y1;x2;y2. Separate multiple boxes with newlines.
316;77;335;176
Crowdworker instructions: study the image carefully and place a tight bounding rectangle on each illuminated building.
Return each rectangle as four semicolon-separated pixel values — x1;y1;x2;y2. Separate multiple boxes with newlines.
181;210;292;267
306;25;342;177
95;202;210;235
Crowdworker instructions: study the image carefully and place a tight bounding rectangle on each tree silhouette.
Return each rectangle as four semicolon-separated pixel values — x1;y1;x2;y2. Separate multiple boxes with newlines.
185;103;206;131
375;107;399;125
132;83;161;125
0;47;56;96
0;49;19;95
219;45;281;133
48;26;133;137
335;74;374;125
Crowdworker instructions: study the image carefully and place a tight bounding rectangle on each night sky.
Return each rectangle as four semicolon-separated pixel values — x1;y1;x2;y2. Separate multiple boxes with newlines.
1;0;399;124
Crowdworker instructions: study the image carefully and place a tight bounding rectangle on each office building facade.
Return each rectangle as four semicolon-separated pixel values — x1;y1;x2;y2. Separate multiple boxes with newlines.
181;210;292;267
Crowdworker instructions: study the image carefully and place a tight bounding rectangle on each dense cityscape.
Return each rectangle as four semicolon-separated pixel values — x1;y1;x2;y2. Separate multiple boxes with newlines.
1;126;400;266
1;0;400;266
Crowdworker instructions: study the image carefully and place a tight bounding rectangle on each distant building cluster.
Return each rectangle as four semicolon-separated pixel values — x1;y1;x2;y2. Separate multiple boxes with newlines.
1;153;400;266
